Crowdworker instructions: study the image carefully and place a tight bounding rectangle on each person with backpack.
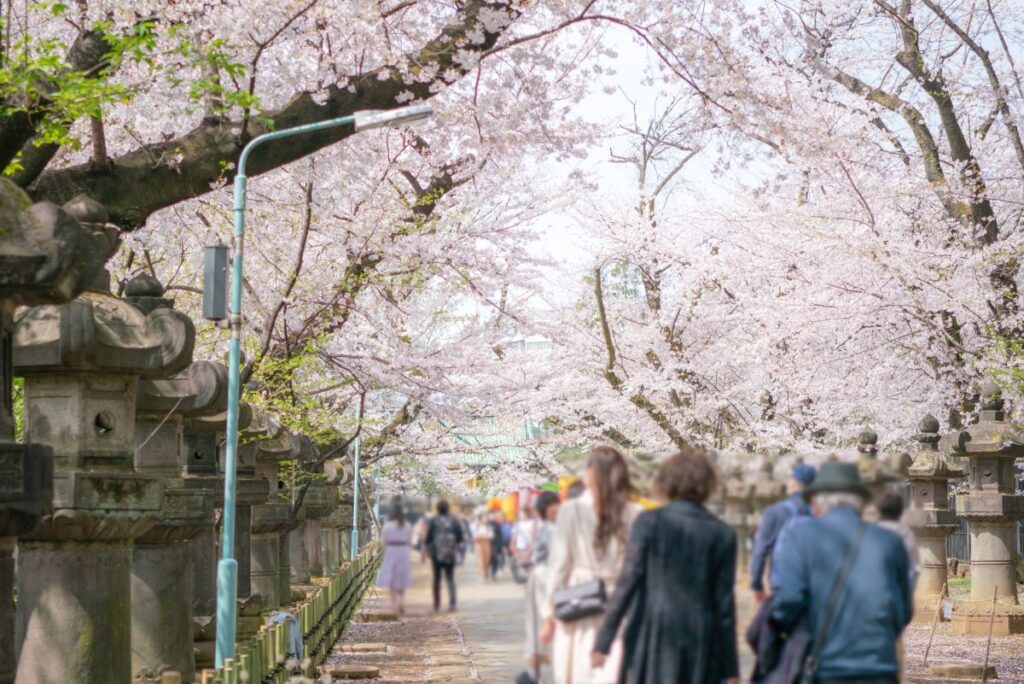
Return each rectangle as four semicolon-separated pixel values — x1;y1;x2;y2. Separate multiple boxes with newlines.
749;463;816;602
424;499;465;612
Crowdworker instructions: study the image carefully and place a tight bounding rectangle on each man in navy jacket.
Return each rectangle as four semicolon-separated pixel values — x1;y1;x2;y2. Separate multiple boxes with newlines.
749;463;816;602
771;462;912;684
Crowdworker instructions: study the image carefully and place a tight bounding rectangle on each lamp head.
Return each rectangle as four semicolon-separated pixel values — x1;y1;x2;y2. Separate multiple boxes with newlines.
353;103;433;132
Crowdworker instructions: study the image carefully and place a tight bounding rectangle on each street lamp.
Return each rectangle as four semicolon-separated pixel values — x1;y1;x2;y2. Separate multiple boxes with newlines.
214;102;433;668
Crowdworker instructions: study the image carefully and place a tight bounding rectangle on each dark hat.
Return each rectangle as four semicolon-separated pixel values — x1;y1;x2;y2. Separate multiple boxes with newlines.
791;463;816;486
803;461;870;501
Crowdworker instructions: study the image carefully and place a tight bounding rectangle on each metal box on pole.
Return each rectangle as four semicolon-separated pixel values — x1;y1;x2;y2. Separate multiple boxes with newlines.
203;245;228;321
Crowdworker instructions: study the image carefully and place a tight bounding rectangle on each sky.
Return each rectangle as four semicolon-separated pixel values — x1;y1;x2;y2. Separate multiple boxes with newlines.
524;24;756;308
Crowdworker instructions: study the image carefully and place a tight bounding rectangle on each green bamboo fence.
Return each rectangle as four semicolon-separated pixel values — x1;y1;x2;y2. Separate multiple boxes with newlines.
200;543;381;684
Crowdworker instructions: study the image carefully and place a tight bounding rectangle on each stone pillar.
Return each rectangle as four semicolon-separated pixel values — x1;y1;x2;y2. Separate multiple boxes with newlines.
855;429;902;520
339;494;355;562
252;429;300;606
289;520;311;585
906;414;963;616
722;466;753;573
952;381;1024;635
296;440;335;579
0;184;113;684
251;501;291;609
180;401;253;671
182;422;222;626
12;212;192;682
750;458;785;535
307;518;325;576
127;277;226;683
321;507;343;573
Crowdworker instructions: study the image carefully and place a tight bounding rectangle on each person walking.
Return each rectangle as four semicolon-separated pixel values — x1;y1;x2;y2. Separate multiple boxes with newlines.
749;462;816;602
376;501;414;615
876;490;919;587
771;462;913;684
591;447;739;684
523;491;561;680
471;510;494;581
513;505;540;584
424;499;465;612
489;510;505;579
540;445;642;684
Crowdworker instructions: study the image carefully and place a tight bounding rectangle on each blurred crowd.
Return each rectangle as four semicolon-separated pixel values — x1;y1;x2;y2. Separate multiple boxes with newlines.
377;444;917;684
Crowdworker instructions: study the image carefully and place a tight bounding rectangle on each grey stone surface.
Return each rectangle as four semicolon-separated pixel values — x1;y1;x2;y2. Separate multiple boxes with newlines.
906;414;964;605
290;520;311;584
12;255;192;683
953;382;1024;606
16;540;133;683
125;275;218;683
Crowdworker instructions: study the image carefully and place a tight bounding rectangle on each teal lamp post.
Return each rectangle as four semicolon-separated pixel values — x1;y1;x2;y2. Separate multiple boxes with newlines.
214;103;433;668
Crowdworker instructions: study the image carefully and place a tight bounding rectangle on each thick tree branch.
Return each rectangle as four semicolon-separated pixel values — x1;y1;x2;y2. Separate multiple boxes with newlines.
891;0;997;243
31;0;521;229
920;0;1024;174
0;28;112;172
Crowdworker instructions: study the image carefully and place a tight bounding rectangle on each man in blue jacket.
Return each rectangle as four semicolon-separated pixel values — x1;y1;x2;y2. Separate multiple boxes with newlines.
771;462;912;684
750;463;816;602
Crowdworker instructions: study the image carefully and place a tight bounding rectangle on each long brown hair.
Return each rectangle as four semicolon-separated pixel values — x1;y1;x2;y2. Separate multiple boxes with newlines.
588;445;633;556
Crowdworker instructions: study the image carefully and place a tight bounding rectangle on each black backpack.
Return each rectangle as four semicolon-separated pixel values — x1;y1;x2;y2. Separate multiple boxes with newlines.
433;516;458;563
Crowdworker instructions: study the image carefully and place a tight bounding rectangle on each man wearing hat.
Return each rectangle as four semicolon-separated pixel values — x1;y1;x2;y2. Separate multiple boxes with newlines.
749;462;817;603
771;462;912;684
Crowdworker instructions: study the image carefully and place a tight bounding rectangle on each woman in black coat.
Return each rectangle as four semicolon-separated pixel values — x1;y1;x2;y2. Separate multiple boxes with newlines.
591;447;739;684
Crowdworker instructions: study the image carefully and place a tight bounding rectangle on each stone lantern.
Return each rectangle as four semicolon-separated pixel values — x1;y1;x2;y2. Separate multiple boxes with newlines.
0;182;111;683
905;414;963;616
291;439;335;581
12;200;193;682
952;381;1024;635
180;397;255;670
320;458;349;572
750;459;786;531
251;427;300;608
855;429;901;519
236;408;276;599
722;465;753;572
126;275;219;682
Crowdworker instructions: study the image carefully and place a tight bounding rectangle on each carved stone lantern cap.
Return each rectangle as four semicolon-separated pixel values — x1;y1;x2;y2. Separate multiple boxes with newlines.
255;429;302;462
917;414;941;446
183;400;253;433
0;181;112;306
857;429;879;455
137;360;230;418
123;273;175;315
949;378;1024;456
980;379;1004;412
13;276;194;377
240;409;277;443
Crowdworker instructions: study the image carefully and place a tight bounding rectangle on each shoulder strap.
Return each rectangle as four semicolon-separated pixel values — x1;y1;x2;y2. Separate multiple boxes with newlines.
805;521;867;675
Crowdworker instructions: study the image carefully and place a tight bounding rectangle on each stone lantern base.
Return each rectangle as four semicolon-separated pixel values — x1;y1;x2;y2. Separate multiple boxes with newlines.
953;602;1024;635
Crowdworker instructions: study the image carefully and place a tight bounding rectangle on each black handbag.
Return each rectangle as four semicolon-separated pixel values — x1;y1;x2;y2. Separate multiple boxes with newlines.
552;578;607;622
514;669;539;684
551;505;608;622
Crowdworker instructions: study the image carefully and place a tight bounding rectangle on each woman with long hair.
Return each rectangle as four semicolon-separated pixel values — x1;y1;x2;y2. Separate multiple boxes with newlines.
591;448;739;684
541;445;642;683
376;501;414;614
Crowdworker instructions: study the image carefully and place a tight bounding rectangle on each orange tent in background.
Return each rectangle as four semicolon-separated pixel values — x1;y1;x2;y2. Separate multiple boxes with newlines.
558;476;579;500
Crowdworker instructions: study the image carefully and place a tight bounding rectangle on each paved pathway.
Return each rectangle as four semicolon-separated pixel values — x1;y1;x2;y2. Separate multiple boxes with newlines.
329;553;756;682
327;551;528;682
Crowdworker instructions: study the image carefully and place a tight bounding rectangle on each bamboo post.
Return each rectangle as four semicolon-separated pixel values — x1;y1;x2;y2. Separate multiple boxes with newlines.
923;582;947;666
982;586;998;684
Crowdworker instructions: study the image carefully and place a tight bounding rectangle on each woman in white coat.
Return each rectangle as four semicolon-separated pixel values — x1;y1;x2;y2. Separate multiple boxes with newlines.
541;445;642;684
